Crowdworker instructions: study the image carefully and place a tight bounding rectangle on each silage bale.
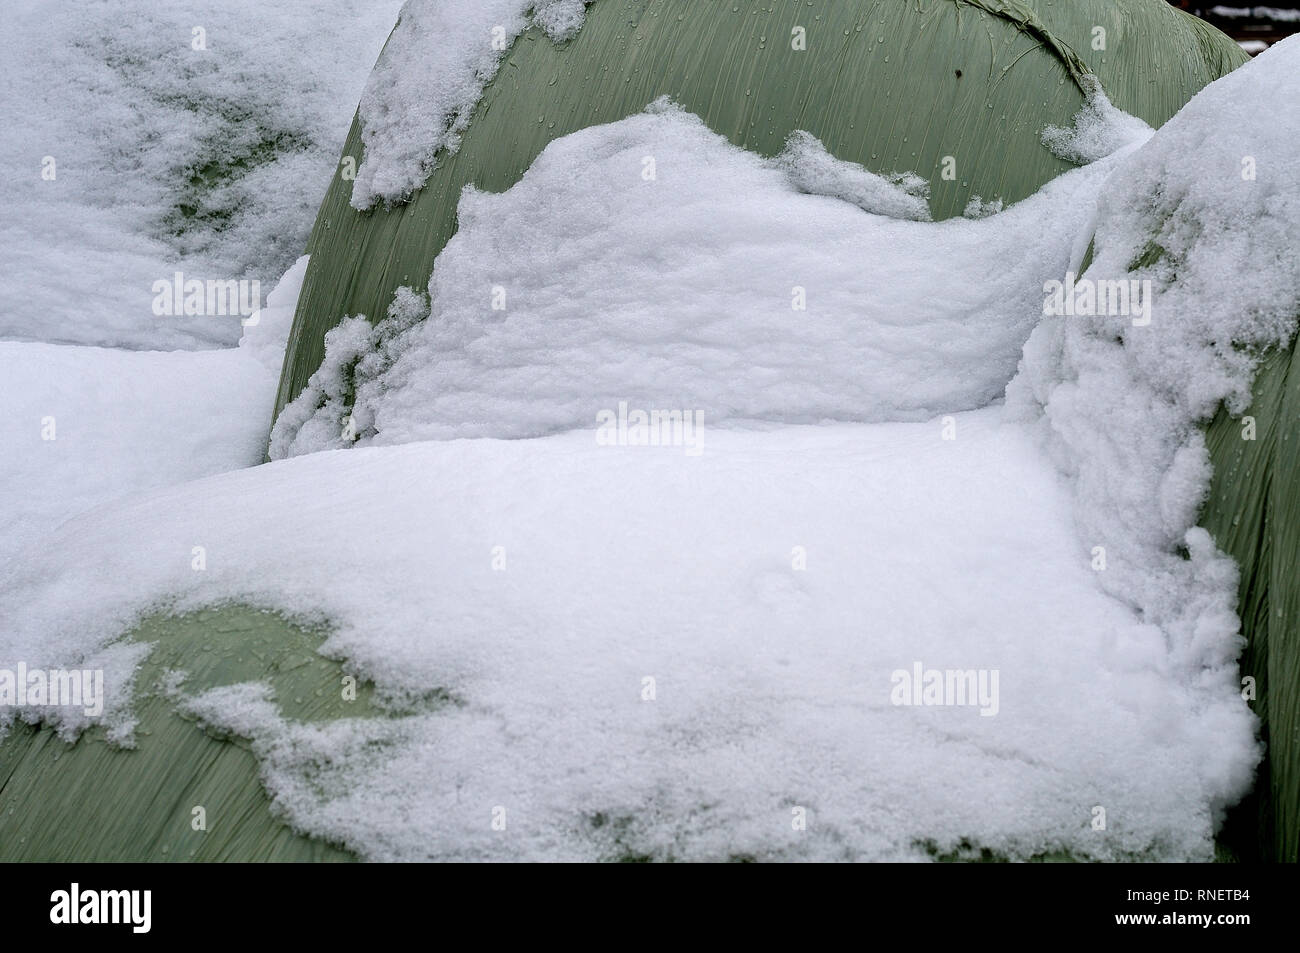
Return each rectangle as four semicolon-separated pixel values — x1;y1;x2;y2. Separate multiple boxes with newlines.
273;0;1247;422
0;1;1256;864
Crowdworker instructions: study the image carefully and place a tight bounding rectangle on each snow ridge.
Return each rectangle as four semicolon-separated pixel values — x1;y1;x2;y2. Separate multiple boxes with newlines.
351;0;594;209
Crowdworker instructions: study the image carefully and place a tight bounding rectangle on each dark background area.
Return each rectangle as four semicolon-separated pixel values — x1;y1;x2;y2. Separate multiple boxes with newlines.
1172;2;1300;53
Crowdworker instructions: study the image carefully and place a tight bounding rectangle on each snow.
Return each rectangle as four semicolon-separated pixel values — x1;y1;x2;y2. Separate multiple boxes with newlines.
0;0;402;350
776;131;932;222
1041;83;1154;166
239;256;311;373
0;255;305;570
1008;34;1300;816
962;196;1005;220
0;342;278;571
0;252;306;723
351;0;594;209
270;100;1146;458
0;412;1252;861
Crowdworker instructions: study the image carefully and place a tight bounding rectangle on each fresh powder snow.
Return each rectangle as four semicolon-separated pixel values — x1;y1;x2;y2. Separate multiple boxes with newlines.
0;413;1255;861
0;258;307;568
2;7;1296;863
1008;35;1300;766
270;99;1149;458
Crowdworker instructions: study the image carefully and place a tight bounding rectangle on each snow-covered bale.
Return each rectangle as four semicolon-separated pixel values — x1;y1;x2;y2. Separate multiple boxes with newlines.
5;40;1294;855
268;99;1149;457
274;0;1247;425
2;2;1280;865
0;413;1261;861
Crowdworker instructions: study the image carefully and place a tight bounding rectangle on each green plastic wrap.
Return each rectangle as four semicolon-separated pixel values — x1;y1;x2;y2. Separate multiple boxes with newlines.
1203;344;1300;863
0;607;368;861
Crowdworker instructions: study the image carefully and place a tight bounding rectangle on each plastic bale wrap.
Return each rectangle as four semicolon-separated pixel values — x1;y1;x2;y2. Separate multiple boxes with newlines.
0;607;379;861
1204;345;1300;862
